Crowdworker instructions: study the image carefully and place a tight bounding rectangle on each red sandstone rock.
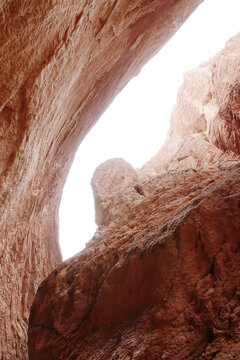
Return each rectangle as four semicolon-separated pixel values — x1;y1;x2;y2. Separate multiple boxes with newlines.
29;162;240;359
28;30;240;359
0;0;203;358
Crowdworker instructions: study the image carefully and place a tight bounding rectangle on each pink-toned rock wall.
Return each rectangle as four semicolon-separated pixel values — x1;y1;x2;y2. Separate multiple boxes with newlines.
0;0;203;358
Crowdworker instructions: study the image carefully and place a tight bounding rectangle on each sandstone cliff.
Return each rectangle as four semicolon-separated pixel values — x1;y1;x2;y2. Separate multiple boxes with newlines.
28;34;240;359
0;0;203;358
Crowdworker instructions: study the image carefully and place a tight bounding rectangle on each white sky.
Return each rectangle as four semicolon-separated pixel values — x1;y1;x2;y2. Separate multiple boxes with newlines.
60;0;240;260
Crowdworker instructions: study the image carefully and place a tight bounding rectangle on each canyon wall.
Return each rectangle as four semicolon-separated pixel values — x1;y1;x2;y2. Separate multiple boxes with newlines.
142;33;240;175
0;0;203;358
28;34;240;359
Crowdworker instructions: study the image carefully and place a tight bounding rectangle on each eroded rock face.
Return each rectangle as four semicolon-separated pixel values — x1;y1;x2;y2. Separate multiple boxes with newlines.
29;162;240;359
0;0;204;358
142;33;240;176
28;31;240;359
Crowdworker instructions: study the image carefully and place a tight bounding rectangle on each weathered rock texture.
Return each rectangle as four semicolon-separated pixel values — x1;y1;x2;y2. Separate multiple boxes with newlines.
29;162;240;359
29;35;240;359
142;34;240;176
0;0;203;358
91;158;139;226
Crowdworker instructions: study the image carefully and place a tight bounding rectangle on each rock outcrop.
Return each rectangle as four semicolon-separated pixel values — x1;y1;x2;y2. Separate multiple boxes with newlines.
91;158;139;226
0;0;203;358
28;34;240;359
142;34;240;175
29;162;240;359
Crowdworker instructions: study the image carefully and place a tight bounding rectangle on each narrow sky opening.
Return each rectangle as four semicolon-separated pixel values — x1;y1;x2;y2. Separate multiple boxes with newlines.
60;0;240;260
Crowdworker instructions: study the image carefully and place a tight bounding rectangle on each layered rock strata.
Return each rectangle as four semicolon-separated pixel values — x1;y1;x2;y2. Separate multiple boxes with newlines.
0;0;202;358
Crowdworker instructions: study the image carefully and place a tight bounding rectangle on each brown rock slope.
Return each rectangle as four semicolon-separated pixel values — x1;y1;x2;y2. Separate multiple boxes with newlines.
0;0;202;358
29;161;240;359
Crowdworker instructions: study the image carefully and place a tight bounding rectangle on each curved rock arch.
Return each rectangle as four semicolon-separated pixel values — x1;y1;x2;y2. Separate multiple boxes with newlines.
0;0;203;358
